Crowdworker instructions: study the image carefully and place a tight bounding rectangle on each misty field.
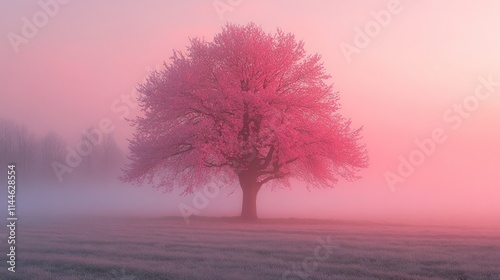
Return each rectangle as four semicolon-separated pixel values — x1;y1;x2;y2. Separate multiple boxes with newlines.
1;217;499;280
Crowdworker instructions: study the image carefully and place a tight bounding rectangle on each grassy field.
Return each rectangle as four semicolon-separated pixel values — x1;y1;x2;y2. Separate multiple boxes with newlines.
1;216;499;280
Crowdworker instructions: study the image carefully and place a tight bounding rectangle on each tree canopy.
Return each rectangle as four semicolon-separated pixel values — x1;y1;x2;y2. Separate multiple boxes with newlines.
122;23;369;219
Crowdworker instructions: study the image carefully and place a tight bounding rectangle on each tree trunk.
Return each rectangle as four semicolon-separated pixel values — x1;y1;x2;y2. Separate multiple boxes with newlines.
239;174;260;220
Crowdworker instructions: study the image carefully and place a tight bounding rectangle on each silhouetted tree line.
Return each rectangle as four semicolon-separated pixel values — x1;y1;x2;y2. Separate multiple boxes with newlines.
0;118;125;186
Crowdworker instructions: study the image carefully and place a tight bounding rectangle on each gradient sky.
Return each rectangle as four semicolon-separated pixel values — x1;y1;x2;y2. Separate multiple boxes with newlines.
1;0;500;226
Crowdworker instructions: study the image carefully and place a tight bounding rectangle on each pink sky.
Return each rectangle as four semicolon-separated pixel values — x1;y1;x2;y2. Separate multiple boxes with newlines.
1;0;499;226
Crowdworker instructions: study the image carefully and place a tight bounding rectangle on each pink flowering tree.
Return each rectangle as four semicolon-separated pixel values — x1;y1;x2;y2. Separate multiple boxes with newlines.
121;23;368;220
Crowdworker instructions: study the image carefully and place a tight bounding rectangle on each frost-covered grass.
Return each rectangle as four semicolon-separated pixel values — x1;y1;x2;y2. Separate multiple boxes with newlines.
1;217;499;280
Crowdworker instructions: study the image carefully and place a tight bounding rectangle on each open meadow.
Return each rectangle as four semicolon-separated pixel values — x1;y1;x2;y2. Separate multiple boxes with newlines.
1;217;499;280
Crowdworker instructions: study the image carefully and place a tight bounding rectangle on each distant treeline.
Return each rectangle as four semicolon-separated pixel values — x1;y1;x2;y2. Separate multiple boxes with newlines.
0;118;126;185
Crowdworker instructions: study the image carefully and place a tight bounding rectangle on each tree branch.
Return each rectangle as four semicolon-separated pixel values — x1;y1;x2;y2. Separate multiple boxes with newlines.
257;171;291;186
162;146;194;160
259;145;275;169
257;156;299;176
204;160;230;168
